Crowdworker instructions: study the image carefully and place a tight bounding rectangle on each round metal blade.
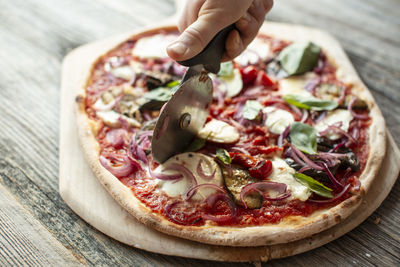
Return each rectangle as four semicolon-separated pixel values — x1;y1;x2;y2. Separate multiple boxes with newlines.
151;72;212;163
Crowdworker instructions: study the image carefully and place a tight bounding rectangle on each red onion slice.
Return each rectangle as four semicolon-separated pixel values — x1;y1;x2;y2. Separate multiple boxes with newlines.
231;146;250;155
348;96;369;120
148;167;183;181
201;193;237;223
164;163;198;195
307;184;351;204
289;144;324;171
240;181;288;209
129;136;148;163
196;159;216;180
321;163;344;189
184;183;226;200
99;155;136;178
319;126;357;145
277;125;290;147
105;129;126;149
300;110;309;123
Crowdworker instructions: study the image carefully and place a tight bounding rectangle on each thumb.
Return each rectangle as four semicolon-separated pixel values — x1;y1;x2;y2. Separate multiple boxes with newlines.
167;15;226;61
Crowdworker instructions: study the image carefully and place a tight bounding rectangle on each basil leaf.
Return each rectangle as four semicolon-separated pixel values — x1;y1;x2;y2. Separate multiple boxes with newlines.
166;80;180;88
283;94;338;111
218;61;234;77
294;173;333;198
216;148;231;164
278;42;321;76
185;132;211;152
138;87;174;110
289;122;317;154
242;100;263;120
185;138;206;152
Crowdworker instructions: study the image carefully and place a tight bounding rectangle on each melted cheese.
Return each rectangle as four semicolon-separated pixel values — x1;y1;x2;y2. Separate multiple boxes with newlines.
268;157;311;201
279;72;317;97
110;66;134;80
314;109;353;140
154;153;223;200
96;110;140;128
198;119;239;143
218;69;243;97
132;34;176;59
96;110;121;127
263;106;294;134
234;38;271;66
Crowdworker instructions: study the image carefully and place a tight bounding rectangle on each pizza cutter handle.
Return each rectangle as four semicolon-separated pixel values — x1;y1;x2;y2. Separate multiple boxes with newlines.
177;24;235;74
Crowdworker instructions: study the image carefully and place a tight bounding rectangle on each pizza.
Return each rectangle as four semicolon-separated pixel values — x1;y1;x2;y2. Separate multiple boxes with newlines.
75;25;386;246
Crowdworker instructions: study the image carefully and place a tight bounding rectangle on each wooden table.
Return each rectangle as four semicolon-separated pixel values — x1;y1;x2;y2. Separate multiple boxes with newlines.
1;0;399;265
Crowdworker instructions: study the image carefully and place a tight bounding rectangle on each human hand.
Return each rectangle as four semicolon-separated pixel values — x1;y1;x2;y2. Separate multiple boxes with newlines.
167;0;273;62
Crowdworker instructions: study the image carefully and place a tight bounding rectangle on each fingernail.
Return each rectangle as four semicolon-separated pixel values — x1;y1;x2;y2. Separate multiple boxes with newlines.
167;42;188;57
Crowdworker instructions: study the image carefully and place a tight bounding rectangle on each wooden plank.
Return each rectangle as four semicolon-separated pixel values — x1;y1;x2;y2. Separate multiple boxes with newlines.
0;185;80;266
0;0;398;265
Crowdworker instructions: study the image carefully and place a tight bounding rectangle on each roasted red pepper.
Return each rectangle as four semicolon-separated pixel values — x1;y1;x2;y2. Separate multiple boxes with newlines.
255;70;274;87
229;152;256;168
249;160;273;179
240;66;258;85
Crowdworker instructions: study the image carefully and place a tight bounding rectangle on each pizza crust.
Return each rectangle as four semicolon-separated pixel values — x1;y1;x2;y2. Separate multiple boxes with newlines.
74;24;386;247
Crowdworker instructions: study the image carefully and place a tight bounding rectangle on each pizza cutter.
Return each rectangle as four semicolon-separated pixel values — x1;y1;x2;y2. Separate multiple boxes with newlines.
151;25;235;163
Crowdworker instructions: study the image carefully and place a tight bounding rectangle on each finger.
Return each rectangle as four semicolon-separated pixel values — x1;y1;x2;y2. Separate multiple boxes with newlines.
235;11;260;49
177;0;206;33
222;29;244;61
167;14;229;61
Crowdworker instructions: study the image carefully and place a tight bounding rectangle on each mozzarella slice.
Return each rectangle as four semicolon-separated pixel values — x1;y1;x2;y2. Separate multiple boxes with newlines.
96;110;140;128
314;109;353;140
154;153;223;200
234;38;271;66
267;157;311;201
96;110;121;127
132;34;176;59
110;66;134;80
279;72;317;97
218;69;243;97
263;106;294;134
198;119;240;143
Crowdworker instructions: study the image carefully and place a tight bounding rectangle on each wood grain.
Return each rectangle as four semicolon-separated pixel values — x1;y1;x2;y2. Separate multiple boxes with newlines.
0;0;399;265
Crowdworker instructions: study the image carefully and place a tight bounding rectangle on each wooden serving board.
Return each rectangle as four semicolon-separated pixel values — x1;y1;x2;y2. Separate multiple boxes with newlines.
59;22;400;262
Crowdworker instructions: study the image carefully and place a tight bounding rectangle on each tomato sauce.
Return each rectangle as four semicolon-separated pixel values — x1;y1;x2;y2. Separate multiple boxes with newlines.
85;30;369;227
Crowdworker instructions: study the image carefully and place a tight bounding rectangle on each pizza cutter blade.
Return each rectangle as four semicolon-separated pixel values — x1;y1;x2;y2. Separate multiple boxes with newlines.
151;24;235;163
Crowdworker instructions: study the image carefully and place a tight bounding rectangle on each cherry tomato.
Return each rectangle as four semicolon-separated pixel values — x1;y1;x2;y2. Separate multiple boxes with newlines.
255;70;274;87
240;66;258;85
229;152;256;168
249;160;273;179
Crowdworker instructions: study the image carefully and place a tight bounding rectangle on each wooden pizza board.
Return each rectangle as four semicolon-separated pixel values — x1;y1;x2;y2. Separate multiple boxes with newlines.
59;22;400;262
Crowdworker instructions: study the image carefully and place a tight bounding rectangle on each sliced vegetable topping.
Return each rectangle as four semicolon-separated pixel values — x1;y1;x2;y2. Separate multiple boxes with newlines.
216;149;232;164
283;94;338;111
248;160;273;180
294;173;333;198
278;42;321;76
242;100;263;120
289;122;317;154
218;61;234;77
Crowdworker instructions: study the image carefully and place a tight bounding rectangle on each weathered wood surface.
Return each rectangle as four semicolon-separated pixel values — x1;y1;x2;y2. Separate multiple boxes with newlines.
0;0;399;266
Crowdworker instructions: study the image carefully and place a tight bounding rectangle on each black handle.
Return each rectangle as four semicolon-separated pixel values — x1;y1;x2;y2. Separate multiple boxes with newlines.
177;24;235;74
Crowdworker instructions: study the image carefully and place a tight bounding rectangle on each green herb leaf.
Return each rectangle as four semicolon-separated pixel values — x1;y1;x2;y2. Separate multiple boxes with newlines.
216;148;232;164
289;122;317;154
185;138;206;152
185;133;211;152
166;80;180;88
242;100;263;120
294;173;333;198
218;61;234;77
283;94;338;111
138;87;174;110
278;42;321;76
